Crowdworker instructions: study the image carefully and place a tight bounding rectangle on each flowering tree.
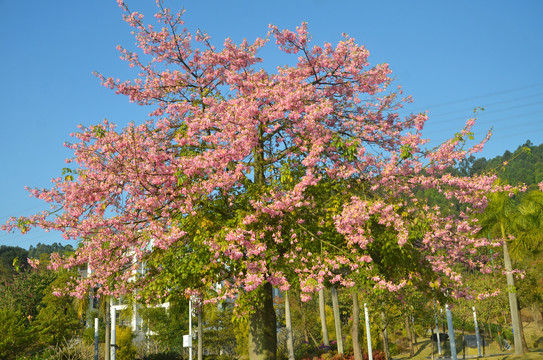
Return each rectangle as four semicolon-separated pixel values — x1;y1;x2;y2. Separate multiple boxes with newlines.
4;1;508;359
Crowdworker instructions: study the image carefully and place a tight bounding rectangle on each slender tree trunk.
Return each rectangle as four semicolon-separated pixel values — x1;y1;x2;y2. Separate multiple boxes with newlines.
331;287;344;354
285;291;295;360
319;288;330;348
405;314;414;357
381;311;391;360
198;305;203;360
104;298;110;360
412;316;417;344
248;282;277;360
533;304;540;331
299;299;309;344
518;305;529;352
430;326;435;360
351;292;362;360
462;321;465;360
501;223;523;355
532;304;541;331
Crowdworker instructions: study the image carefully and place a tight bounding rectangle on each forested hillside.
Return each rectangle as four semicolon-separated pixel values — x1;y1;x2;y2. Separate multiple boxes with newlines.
459;140;543;186
0;243;74;282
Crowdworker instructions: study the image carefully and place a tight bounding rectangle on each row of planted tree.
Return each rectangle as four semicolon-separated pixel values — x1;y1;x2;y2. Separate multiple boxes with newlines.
1;251;539;360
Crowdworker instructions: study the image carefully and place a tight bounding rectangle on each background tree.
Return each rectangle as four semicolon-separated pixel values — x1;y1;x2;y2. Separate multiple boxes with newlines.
0;245;28;281
0;268;57;323
478;189;525;355
0;309;34;360
34;272;81;347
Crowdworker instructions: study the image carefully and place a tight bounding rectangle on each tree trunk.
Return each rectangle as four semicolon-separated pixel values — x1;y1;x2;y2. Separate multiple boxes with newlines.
198;305;203;360
501;223;523;355
518;305;529;352
104;298;110;360
405;314;414;357
351;292;362;360
412;316;417;344
331;287;344;354
319;288;330;348
533;304;540;331
285;291;295;360
430;326;434;360
248;282;277;360
381;311;391;360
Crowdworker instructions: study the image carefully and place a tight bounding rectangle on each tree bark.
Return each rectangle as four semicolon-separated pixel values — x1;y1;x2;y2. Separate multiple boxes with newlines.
381;311;391;360
198;304;203;360
533;304;540;331
430;326;434;360
319;288;330;348
405;314;414;357
104;298;110;360
518;304;529;353
248;282;277;360
331;287;344;354
501;223;523;355
285;291;295;360
412;316;417;344
351;292;362;360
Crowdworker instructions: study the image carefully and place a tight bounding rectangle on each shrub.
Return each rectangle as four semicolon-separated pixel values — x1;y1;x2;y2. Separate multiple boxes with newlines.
362;350;386;360
115;326;137;360
144;352;184;360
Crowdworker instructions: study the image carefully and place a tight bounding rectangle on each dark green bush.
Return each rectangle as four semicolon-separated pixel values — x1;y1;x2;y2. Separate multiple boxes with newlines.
144;351;183;360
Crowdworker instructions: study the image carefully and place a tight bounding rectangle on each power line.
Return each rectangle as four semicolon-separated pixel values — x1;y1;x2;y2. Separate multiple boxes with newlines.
429;92;543;118
426;101;543;125
423;82;543;110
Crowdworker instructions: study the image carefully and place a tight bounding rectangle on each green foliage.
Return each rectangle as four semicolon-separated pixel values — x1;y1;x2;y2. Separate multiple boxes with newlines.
27;242;74;259
203;301;238;356
34;272;81;347
460;140;543;186
140;299;189;352
0;269;57;321
82;323;105;344
116;325;138;360
0;245;28;281
144;352;184;360
0;309;33;360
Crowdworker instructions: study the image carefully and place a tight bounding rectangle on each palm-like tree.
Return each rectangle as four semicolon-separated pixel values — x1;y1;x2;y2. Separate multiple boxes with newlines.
512;190;543;257
478;188;524;355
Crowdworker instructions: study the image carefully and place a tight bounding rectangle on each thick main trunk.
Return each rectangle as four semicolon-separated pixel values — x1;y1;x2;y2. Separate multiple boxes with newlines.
319;288;330;348
284;291;295;360
331;287;344;354
501;223;523;355
248;282;277;360
351;292;362;360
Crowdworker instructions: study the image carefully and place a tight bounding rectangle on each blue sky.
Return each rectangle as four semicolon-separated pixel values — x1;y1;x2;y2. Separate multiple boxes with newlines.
1;0;542;249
